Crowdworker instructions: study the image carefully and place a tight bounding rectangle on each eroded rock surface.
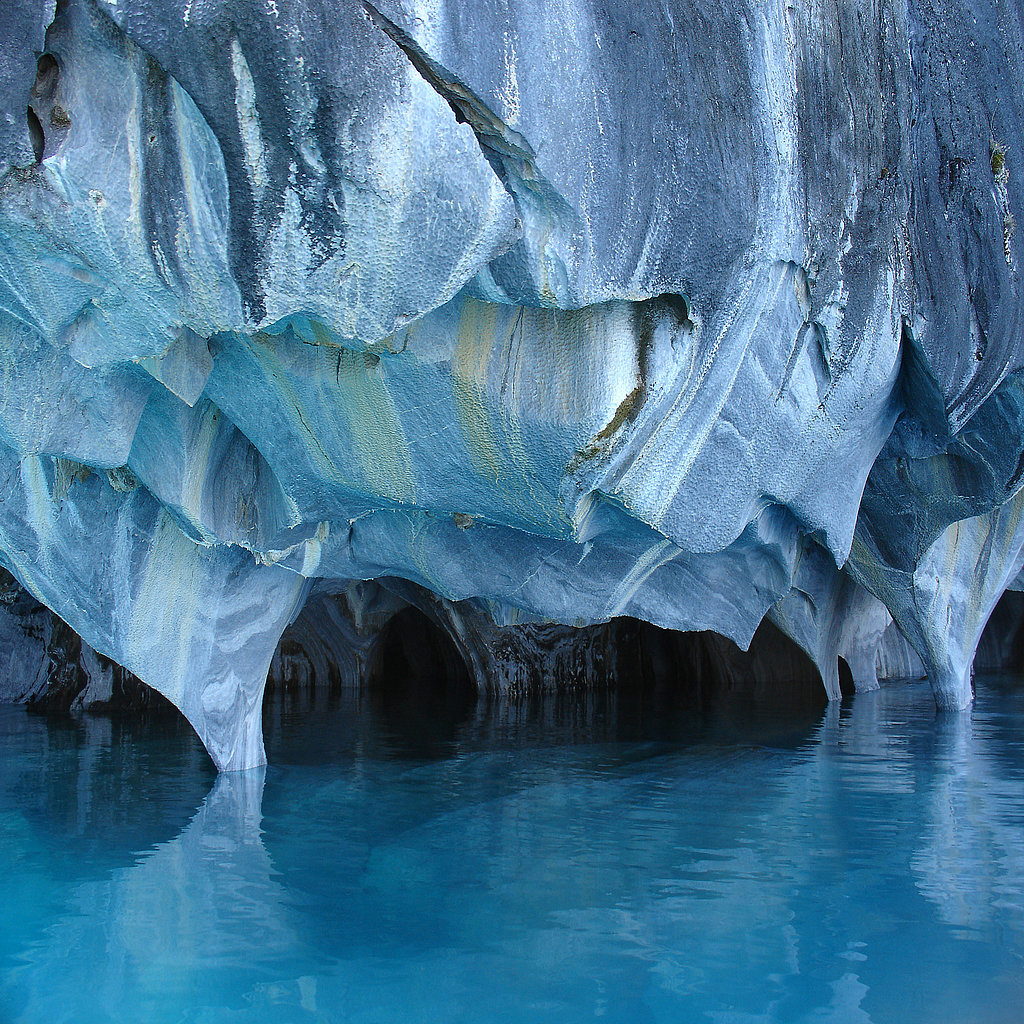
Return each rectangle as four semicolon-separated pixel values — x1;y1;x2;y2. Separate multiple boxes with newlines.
1;0;1023;767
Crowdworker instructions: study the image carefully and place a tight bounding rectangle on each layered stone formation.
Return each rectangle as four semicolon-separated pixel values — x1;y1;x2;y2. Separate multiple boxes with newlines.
1;0;1023;768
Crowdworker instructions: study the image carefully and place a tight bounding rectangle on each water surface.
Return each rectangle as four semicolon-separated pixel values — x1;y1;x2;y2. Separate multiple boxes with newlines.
1;678;1023;1023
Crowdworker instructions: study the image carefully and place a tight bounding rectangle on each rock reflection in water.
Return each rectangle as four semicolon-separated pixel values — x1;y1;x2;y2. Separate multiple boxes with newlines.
1;678;1023;1023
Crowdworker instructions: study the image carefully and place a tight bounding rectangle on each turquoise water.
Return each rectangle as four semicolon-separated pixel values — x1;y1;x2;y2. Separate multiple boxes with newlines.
1;678;1023;1023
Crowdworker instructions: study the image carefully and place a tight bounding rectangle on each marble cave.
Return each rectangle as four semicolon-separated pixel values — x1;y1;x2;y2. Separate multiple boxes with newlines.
1;0;1024;771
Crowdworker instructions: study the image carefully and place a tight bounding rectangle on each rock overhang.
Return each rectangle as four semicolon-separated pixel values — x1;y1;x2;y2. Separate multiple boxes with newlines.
0;0;1023;767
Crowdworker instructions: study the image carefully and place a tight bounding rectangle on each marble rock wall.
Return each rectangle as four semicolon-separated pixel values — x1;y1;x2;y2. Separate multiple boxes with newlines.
1;0;1023;767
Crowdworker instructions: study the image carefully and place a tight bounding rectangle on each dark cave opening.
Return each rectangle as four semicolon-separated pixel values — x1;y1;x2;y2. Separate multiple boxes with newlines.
262;584;1024;721
365;605;477;717
26;106;44;163
975;589;1024;674
259;590;833;760
627;617;828;708
27;53;61;164
12;573;1024;767
34;54;59;94
838;657;855;698
263;593;831;710
261;598;480;759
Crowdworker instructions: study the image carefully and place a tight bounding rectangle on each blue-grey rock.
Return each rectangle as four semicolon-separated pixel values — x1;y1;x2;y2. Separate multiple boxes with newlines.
1;0;1024;768
0;1;54;177
0;568;51;701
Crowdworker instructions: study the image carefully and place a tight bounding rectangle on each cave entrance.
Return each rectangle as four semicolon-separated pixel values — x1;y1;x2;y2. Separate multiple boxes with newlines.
619;618;828;706
595;617;829;744
838;657;855;698
262;598;477;761
261;591;832;760
976;590;1024;676
367;606;476;716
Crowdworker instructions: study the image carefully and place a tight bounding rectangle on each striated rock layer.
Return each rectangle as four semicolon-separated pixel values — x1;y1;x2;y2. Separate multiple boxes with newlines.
1;0;1023;768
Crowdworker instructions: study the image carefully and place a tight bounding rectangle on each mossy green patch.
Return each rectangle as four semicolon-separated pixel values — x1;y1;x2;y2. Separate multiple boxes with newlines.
991;138;1008;180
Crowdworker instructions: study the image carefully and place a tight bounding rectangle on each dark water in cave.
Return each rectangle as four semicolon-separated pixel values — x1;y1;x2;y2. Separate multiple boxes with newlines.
1;676;1023;1023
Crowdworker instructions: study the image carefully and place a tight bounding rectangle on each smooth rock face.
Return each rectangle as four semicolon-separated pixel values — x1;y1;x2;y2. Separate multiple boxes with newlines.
1;0;1023;768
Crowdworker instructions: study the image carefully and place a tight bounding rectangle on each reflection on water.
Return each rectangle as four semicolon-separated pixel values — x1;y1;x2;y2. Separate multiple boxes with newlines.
2;678;1024;1023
